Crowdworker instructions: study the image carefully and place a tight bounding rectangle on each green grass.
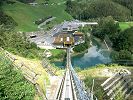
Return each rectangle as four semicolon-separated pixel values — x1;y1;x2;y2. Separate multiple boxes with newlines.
2;0;72;32
49;49;66;62
119;22;133;31
50;49;65;57
79;64;133;100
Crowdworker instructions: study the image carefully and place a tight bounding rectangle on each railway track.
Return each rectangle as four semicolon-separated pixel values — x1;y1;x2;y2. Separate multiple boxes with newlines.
56;47;92;100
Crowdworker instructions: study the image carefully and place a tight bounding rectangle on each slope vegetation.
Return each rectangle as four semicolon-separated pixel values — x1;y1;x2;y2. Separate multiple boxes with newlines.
0;51;35;100
2;0;72;32
66;0;132;21
78;64;133;100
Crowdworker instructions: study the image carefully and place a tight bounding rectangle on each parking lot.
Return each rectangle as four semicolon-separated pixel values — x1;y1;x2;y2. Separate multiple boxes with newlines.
26;31;55;49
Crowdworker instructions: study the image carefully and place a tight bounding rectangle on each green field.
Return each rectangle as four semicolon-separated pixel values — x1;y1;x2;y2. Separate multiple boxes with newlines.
50;49;65;57
119;22;133;30
2;0;73;32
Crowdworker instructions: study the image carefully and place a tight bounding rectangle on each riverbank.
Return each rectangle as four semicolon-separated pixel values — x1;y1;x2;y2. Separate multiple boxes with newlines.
49;45;91;65
72;49;88;56
71;35;106;57
92;36;109;50
52;46;111;69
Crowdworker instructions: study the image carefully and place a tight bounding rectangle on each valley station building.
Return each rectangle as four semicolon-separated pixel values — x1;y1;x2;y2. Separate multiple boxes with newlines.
53;23;85;48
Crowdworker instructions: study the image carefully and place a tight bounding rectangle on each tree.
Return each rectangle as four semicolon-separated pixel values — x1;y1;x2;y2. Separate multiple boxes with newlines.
110;51;119;61
0;11;17;30
66;0;132;21
119;50;132;60
113;0;133;16
92;16;120;40
112;27;133;53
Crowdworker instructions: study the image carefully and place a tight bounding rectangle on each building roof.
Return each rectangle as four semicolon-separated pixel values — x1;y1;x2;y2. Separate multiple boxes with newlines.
73;31;84;36
62;21;79;30
53;34;74;45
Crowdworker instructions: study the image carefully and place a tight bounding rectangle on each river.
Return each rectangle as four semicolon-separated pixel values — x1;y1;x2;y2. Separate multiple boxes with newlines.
53;45;111;69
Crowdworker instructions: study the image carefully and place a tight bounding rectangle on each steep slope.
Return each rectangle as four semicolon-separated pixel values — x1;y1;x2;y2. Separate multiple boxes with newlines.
66;0;132;21
0;51;35;100
2;0;72;32
78;64;133;100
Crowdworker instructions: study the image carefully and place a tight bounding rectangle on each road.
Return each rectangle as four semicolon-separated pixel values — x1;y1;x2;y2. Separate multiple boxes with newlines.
26;20;98;49
38;17;56;30
27;32;55;49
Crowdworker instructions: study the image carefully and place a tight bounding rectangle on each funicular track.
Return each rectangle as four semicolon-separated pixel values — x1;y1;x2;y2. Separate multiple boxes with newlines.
56;47;92;100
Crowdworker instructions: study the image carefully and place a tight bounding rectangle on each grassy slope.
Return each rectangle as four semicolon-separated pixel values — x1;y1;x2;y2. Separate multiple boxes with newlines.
119;22;133;30
2;0;72;32
78;64;133;78
50;49;65;57
78;64;133;99
0;51;35;99
12;54;50;95
49;49;66;62
0;49;49;93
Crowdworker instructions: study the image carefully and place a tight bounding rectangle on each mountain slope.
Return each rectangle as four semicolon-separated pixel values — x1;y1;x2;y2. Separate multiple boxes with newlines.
66;0;132;21
0;51;35;100
2;0;72;32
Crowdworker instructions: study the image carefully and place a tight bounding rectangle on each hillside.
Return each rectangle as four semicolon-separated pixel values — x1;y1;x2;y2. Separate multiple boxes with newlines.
66;0;133;21
78;64;133;100
2;0;73;32
0;50;35;100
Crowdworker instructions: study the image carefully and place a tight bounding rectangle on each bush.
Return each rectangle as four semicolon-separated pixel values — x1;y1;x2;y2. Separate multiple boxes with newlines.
0;30;43;59
119;50;132;60
112;27;133;53
84;76;105;100
73;33;89;53
0;55;35;100
0;11;17;29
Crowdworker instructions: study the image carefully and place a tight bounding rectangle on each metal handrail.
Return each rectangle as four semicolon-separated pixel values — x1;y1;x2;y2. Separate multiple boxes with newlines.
56;71;66;100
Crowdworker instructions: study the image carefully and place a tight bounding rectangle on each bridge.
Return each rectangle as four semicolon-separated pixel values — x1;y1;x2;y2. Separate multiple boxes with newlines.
56;47;95;100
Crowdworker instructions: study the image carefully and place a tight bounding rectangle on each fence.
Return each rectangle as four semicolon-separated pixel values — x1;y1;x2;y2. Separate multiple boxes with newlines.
101;69;132;100
2;49;47;100
42;59;56;76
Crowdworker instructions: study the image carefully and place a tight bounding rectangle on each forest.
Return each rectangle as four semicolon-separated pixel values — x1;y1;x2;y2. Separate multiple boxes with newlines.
66;0;133;21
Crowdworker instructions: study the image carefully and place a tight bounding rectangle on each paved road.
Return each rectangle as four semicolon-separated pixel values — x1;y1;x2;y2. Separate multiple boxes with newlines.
27;32;55;49
38;17;56;30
